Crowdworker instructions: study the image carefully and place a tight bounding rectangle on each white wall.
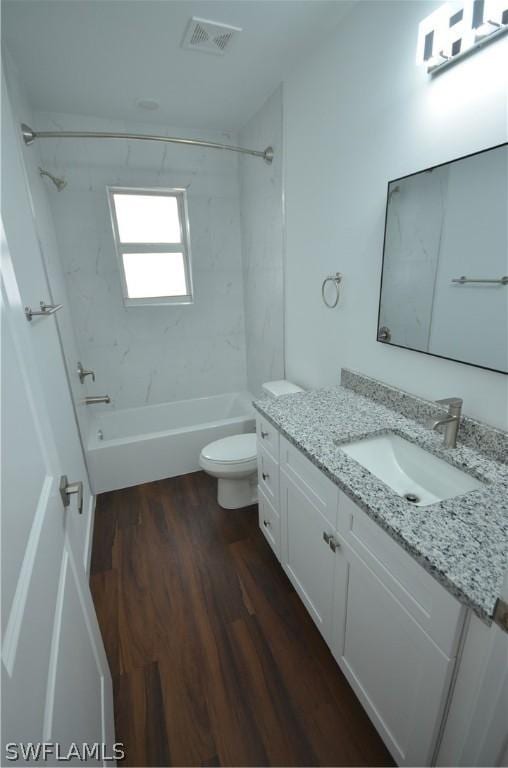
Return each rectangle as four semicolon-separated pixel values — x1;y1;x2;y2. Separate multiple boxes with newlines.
284;0;508;428
33;110;247;411
239;86;285;397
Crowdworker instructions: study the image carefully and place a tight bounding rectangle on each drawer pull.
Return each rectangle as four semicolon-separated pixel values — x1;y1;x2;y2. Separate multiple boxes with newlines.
263;519;271;529
262;472;270;481
261;430;269;438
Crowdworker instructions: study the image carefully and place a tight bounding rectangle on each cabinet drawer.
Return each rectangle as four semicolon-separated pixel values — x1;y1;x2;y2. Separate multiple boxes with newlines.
258;486;280;559
258;444;279;509
280;435;338;528
337;490;465;657
256;416;279;461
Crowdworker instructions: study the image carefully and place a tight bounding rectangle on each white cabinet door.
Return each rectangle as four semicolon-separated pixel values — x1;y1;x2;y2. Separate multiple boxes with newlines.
336;544;455;767
280;469;336;643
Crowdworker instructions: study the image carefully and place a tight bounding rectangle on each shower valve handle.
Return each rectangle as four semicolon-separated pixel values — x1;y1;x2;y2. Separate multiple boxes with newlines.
77;362;95;383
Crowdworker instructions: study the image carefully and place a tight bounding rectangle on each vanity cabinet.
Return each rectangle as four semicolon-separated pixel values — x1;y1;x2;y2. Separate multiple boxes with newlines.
256;420;467;767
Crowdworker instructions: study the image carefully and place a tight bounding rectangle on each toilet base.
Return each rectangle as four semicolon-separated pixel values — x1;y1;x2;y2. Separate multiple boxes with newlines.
217;476;258;510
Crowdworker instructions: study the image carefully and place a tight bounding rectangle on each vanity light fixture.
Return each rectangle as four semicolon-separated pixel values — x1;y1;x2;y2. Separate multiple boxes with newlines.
416;0;508;75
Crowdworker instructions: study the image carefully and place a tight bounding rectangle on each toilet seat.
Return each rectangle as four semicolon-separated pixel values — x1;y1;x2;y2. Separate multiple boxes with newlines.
200;433;257;465
199;380;302;510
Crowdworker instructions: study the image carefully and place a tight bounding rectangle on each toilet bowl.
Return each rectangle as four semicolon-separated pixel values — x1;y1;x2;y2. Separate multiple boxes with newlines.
200;433;258;509
200;380;303;510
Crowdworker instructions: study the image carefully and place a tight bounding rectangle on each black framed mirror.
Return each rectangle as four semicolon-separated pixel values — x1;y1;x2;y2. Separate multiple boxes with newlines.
377;143;507;374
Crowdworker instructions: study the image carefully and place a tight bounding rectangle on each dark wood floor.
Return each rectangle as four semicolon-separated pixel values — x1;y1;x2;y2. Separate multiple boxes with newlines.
90;471;393;767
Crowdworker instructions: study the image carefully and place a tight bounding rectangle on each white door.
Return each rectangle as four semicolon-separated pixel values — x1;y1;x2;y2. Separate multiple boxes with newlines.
1;72;93;571
1;225;115;761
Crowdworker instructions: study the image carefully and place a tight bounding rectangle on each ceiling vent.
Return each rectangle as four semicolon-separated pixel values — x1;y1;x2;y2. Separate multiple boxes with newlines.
181;17;241;56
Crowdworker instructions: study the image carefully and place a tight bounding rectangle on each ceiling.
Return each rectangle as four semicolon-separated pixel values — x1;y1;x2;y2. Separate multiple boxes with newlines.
2;0;353;131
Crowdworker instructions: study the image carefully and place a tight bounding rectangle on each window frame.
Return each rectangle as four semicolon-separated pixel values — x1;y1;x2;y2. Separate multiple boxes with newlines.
107;185;194;307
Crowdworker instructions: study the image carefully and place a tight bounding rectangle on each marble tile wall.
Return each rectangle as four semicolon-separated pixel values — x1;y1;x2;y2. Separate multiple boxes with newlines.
239;86;285;397
35;110;248;412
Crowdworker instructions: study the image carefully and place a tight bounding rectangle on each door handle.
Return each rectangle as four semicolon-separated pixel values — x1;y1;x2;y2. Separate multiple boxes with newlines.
59;475;83;514
323;531;340;552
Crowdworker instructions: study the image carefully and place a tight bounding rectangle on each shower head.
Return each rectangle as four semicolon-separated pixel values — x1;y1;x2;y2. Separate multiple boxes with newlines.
39;167;67;191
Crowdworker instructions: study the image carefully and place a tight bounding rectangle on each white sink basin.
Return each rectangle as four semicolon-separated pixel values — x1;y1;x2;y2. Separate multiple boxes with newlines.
339;432;483;506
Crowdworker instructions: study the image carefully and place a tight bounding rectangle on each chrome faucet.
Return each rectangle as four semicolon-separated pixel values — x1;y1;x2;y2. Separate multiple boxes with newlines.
431;397;463;448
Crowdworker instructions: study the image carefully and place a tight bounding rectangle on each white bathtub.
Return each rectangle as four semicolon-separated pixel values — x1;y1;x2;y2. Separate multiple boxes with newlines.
86;391;255;493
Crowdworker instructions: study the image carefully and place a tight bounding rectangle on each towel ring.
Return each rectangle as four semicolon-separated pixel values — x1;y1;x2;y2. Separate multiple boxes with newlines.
321;272;342;308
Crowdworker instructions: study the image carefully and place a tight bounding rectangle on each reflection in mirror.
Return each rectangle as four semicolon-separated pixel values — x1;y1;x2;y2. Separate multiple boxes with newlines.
378;144;508;374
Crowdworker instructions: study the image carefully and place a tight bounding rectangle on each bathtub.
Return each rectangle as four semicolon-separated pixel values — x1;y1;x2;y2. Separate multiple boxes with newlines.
86;391;255;493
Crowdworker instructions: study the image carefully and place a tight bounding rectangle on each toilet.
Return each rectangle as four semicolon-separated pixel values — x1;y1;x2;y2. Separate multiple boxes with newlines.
199;380;303;509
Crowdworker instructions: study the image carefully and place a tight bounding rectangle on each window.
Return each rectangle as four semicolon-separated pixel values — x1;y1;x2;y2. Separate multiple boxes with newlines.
108;187;193;305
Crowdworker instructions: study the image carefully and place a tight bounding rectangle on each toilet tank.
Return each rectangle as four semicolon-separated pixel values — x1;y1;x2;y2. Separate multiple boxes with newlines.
261;380;304;398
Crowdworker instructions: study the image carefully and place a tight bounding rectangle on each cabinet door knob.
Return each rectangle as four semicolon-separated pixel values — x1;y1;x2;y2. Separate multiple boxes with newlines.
261;430;269;438
263;519;271;529
323;531;332;545
262;472;269;481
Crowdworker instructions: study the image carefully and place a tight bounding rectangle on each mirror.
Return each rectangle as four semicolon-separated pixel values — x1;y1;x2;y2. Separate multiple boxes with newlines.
378;143;508;374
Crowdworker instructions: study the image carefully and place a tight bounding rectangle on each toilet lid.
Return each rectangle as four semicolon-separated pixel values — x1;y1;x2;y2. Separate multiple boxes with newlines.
201;433;257;464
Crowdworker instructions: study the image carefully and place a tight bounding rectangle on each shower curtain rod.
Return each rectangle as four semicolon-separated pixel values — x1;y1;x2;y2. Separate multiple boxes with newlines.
21;123;274;164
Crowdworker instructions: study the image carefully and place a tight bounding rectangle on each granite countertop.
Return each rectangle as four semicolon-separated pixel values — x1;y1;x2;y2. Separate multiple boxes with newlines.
253;385;508;623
